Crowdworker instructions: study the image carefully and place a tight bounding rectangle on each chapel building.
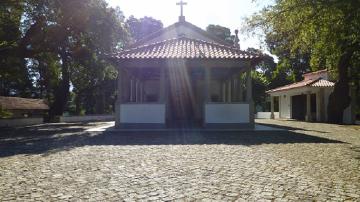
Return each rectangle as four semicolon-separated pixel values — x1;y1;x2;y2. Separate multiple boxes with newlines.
112;4;262;129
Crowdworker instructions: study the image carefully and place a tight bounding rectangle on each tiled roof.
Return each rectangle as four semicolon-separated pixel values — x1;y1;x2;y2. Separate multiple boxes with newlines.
267;79;334;93
0;96;49;110
114;37;260;60
310;79;335;87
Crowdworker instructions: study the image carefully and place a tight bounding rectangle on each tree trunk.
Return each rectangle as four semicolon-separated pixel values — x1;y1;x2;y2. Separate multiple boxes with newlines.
327;50;352;123
48;53;70;122
75;93;82;115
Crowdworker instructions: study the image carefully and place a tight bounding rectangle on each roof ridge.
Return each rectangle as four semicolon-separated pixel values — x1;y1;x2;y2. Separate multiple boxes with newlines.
118;37;247;54
266;81;299;93
113;37;262;60
303;69;328;76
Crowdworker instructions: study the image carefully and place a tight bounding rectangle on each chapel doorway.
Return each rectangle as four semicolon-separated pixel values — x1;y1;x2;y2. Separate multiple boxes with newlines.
167;65;197;128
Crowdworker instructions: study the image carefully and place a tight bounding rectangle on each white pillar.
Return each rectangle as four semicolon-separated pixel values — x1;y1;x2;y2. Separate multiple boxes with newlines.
115;68;123;128
222;82;226;102
270;96;275;119
246;67;254;127
235;78;239;101
204;67;211;102
316;91;320;122
136;80;140;102
219;80;224;102
306;91;312;122
142;82;145;102
224;82;228;102
159;67;165;102
316;89;325;122
231;78;235;102
279;95;282;118
238;74;243;102
129;79;134;102
227;80;231;102
246;69;252;102
140;81;144;103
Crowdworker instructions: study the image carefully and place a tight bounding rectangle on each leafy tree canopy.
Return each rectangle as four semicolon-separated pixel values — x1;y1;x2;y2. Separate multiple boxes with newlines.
206;24;236;46
126;16;163;42
0;0;130;120
244;0;360;123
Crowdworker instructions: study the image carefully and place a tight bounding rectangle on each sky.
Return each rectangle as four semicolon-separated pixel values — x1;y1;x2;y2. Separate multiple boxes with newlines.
106;0;274;51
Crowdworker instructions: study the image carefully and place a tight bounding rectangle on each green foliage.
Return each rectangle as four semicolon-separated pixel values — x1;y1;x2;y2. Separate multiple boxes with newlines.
126;16;163;42
0;0;130;119
245;0;360;76
71;58;118;115
252;70;269;110
0;1;33;96
0;106;13;119
245;0;360;122
247;48;291;110
206;25;235;46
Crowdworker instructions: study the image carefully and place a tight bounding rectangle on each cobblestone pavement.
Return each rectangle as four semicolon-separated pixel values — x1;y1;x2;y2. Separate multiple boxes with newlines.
0;121;359;201
256;119;360;145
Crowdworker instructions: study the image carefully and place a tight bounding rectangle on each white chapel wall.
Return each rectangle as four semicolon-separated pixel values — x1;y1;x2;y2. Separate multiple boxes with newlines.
256;112;280;119
279;94;291;119
205;104;250;123
120;104;165;124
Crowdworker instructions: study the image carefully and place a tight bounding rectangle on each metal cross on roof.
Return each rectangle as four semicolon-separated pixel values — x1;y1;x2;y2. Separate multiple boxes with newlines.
176;0;187;22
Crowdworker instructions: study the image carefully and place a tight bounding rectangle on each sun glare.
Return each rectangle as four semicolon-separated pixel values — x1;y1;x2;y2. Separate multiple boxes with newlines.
106;0;275;51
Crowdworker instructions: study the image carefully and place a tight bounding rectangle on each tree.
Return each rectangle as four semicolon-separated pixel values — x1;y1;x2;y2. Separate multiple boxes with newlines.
265;33;311;82
246;48;291;111
206;24;235;46
1;0;129;120
245;0;360;123
126;16;163;42
0;1;33;97
71;59;118;115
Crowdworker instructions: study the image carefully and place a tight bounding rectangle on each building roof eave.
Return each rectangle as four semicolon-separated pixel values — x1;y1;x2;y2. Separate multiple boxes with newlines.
266;79;335;95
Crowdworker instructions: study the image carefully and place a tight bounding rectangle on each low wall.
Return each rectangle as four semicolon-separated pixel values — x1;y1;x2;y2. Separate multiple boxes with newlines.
0;118;44;127
205;103;250;124
59;115;114;123
120;104;165;124
256;112;280;119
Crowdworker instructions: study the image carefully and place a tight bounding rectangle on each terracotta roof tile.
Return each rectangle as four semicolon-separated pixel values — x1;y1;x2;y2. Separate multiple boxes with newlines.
311;79;335;87
114;37;260;60
0;96;49;110
267;78;335;93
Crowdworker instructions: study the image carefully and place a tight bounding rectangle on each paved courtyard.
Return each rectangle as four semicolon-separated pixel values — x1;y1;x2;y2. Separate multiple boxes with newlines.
0;120;359;201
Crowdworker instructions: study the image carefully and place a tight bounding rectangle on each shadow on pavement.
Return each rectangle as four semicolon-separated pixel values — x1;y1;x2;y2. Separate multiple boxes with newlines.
0;123;344;158
256;122;330;134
